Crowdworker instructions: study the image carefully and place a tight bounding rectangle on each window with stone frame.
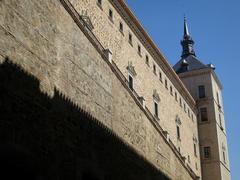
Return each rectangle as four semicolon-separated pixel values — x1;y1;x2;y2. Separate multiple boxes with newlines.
165;79;168;89
119;22;123;33
138;45;141;56
109;9;113;22
198;85;206;98
128;33;133;46
153;64;156;74
200;107;208;122
154;101;159;118
159;71;162;82
170;86;173;95
203;146;211;159
145;55;149;66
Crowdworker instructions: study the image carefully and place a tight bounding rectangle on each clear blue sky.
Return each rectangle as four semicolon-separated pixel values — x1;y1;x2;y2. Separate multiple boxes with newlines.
125;0;240;179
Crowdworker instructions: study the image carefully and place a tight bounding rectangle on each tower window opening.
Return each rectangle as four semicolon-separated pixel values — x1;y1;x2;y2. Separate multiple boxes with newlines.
198;85;206;98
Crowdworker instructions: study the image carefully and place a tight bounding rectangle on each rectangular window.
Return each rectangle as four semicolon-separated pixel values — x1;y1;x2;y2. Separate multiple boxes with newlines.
119;22;123;33
177;126;180;140
153;64;156;74
204;146;211;159
175;92;178;101
128;33;133;45
165;79;168;89
180;97;182;107
200;107;208;122
109;9;113;20
128;75;133;90
138;45;141;55
198;85;206;98
184;103;186;112
145;55;149;66
159;72;162;82
154;102;159;118
170;86;173;95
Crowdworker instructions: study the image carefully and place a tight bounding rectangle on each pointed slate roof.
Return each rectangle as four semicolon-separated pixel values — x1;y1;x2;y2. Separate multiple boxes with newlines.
174;18;209;74
173;55;208;74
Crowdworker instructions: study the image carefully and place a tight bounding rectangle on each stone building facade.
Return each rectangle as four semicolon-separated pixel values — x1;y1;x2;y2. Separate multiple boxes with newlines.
0;0;230;180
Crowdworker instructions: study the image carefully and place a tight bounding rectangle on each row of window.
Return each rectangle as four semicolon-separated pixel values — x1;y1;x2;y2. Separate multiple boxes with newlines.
98;0;195;122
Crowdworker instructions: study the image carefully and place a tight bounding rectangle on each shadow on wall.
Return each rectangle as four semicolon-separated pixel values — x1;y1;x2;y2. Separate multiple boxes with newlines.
0;58;169;180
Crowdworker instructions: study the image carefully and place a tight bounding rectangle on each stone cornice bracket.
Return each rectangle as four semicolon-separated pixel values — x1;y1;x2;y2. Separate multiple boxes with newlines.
153;89;160;102
126;61;137;76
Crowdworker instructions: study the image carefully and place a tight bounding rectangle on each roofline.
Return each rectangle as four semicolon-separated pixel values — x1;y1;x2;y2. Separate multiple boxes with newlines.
111;0;196;108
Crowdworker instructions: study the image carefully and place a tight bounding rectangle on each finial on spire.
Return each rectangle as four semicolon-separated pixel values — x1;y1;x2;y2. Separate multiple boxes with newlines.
184;16;190;38
181;17;196;58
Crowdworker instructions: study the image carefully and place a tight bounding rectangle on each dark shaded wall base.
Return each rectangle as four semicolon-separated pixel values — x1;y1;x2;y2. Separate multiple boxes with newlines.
0;60;169;180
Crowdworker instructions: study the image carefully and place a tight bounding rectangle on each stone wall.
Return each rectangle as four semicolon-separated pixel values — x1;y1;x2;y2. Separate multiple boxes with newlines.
72;0;201;176
0;0;198;179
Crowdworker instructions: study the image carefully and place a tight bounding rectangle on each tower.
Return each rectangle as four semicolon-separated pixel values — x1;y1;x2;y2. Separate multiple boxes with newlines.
173;18;231;180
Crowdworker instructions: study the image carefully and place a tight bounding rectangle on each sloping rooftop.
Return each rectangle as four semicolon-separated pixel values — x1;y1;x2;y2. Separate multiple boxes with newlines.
173;55;208;74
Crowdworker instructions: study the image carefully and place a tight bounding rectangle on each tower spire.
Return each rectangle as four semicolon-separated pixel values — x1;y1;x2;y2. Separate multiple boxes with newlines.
184;16;190;37
181;17;196;58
